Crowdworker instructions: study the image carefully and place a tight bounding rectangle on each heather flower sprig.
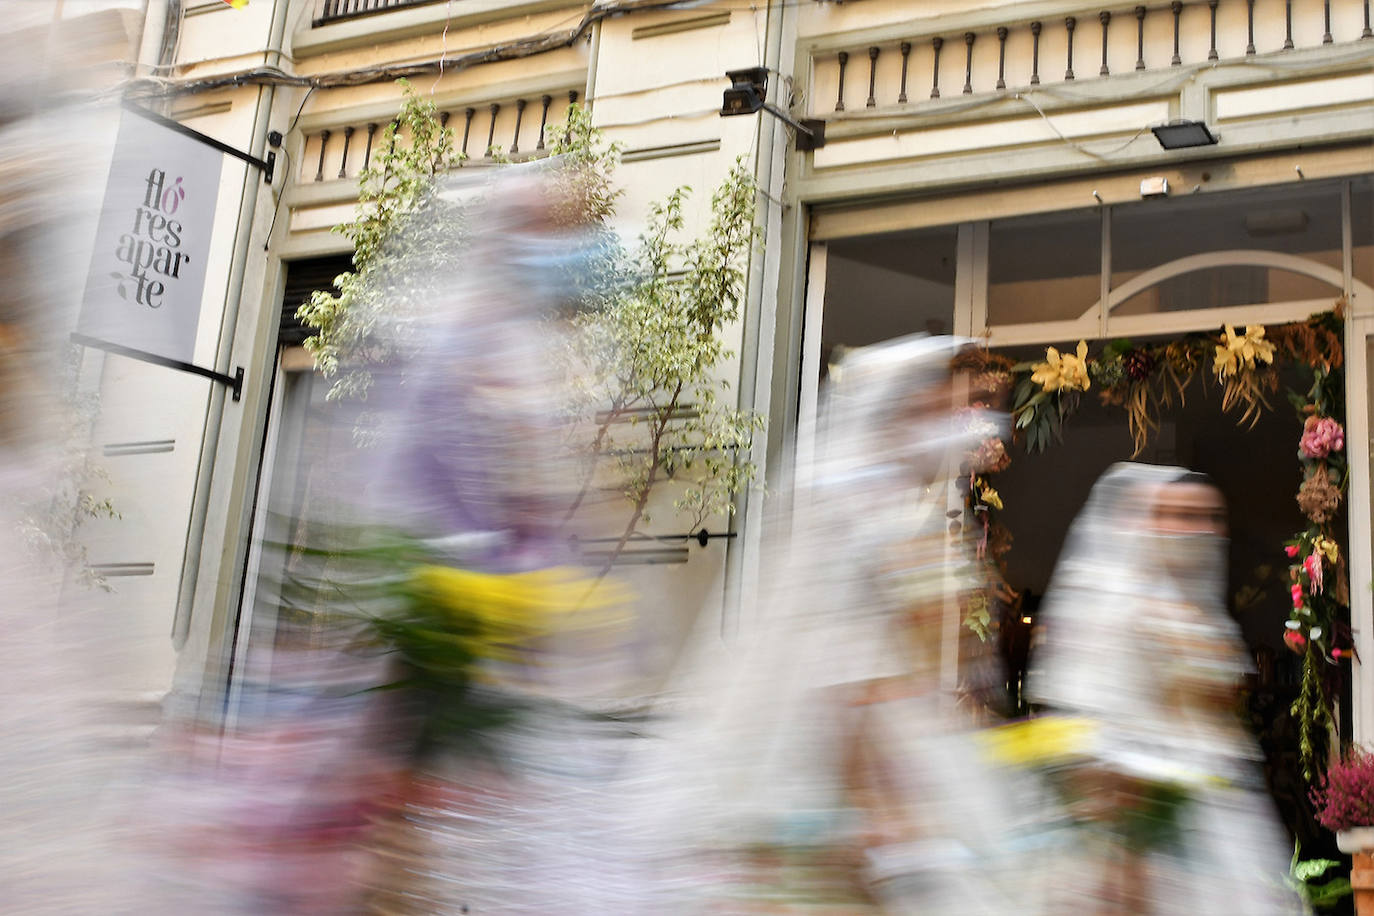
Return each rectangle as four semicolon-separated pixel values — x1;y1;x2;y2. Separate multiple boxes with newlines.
1311;748;1374;832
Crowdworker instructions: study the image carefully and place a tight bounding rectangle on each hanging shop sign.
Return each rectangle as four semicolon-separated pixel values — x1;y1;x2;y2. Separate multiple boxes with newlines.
74;104;275;400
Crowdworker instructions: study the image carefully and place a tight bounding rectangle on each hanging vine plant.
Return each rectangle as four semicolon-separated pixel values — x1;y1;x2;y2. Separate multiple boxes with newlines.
966;304;1352;783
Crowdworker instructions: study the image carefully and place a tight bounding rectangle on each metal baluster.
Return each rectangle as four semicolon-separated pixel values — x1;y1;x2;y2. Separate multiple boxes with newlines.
1324;0;1333;43
337;125;353;179
996;27;1008;89
1065;17;1077;79
461;107;474;158
1135;6;1146;70
363;122;377;170
931;37;943;98
536;94;552;149
440;111;450;129
1364;0;1372;38
866;47;879;108
1284;0;1294;48
835;51;848;111
565;91;578;145
963;32;975;94
1208;1;1219;61
485;103;500;157
1030;21;1042;84
314;129;329;182
511;99;526;154
1246;0;1256;54
898;41;911;103
1171;2;1183;64
1099;11;1111;76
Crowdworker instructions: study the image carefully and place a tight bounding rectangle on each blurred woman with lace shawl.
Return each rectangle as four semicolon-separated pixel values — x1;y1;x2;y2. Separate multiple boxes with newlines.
632;334;1025;913
1026;464;1299;914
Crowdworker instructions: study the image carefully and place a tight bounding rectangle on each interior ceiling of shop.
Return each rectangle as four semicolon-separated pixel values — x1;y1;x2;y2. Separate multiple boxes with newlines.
822;176;1370;349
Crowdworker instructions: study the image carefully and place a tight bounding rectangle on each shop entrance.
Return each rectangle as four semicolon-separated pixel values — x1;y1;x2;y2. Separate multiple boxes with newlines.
801;174;1374;852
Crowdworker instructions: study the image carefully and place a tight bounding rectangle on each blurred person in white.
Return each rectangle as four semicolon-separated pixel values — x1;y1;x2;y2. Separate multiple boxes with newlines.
0;17;149;916
1027;464;1299;914
629;334;1027;913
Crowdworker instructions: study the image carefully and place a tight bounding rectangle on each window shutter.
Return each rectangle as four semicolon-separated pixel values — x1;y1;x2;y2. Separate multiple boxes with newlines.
279;254;352;347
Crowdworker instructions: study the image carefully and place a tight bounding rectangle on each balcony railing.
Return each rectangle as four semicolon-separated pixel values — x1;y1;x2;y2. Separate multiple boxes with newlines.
299;90;581;183
313;0;446;27
810;0;1371;117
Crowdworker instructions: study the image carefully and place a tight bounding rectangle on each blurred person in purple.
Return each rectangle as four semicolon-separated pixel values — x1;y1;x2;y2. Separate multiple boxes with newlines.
345;161;645;913
362;170;592;574
148;161;626;914
1027;464;1298;914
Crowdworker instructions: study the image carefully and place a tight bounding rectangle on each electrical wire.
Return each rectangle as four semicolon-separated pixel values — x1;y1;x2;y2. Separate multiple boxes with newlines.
430;0;454;95
120;0;713;100
262;85;316;251
1014;91;1152;161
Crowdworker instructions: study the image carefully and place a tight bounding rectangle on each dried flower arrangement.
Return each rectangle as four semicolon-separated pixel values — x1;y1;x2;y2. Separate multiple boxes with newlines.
977;306;1351;782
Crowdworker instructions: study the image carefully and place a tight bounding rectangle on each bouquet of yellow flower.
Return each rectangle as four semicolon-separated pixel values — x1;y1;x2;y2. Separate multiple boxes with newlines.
977;716;1195;854
314;531;631;761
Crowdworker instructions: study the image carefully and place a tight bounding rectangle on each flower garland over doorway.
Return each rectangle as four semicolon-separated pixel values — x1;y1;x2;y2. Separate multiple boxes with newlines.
957;305;1349;781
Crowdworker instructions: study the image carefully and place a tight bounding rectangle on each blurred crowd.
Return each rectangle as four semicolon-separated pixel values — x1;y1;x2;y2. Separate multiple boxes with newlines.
0;87;1304;914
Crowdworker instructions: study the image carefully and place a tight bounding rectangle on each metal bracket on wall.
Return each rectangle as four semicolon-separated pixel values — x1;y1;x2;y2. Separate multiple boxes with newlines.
72;333;245;401
123;101;276;185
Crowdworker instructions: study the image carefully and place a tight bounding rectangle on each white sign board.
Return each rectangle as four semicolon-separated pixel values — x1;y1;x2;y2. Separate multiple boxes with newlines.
78;109;224;364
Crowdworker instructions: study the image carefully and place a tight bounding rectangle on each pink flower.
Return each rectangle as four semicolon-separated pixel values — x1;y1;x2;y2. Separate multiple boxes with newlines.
1292;584;1305;608
1305;553;1325;594
1312;749;1374;831
1301;416;1345;459
1333;648;1347;660
1285;630;1308;654
1285;544;1300;558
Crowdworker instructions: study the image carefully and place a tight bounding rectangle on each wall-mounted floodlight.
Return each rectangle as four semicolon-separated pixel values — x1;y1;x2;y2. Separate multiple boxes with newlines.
721;66;825;151
1151;119;1219;150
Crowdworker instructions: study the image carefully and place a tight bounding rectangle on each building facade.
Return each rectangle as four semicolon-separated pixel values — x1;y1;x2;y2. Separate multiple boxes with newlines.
72;0;1374;763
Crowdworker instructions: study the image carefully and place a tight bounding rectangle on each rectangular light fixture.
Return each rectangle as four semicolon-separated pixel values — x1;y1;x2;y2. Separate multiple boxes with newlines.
721;67;768;117
1151;119;1219;150
720;65;825;150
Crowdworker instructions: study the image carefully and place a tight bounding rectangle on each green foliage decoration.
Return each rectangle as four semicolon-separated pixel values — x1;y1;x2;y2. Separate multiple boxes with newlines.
294;81;763;567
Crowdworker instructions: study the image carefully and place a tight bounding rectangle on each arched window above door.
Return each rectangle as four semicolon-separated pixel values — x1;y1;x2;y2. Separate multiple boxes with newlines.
1110;252;1346;317
975;176;1369;345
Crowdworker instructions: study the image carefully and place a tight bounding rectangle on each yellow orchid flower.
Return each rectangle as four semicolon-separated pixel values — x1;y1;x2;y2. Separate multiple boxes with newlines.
979;484;1004;511
1213;325;1275;379
1031;340;1091;393
1314;537;1339;565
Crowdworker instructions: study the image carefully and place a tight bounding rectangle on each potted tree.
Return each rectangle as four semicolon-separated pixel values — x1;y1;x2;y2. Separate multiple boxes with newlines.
1311;748;1374;913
